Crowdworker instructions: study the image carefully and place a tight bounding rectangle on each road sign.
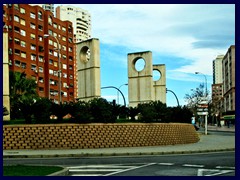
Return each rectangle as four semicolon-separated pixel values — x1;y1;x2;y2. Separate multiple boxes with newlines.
197;104;208;108
197;112;208;115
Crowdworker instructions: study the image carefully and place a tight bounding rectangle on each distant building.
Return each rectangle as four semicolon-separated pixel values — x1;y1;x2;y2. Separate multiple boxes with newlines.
3;4;75;104
29;4;55;14
213;55;224;84
56;5;91;43
56;5;92;98
222;45;235;114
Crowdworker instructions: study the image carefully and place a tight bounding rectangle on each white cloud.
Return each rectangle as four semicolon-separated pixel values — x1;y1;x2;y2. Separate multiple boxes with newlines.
68;4;234;78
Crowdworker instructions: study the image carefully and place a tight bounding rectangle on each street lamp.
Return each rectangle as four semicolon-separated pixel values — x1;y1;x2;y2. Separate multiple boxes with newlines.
195;72;207;98
117;83;128;104
166;88;180;107
44;34;62;104
101;86;126;107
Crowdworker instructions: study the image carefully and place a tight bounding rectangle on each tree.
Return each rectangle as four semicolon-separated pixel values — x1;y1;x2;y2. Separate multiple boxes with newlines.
184;83;206;117
32;98;52;123
69;101;91;123
9;71;38;123
50;102;71;122
89;98;115;123
128;106;139;121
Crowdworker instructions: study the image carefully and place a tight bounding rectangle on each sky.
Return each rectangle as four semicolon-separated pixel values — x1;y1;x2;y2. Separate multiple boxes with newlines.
58;4;235;106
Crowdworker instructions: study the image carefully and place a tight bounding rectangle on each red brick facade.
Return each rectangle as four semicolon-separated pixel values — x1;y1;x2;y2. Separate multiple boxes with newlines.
3;4;75;103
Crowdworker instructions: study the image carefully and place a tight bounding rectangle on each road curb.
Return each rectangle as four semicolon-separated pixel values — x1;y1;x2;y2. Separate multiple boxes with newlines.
3;148;235;159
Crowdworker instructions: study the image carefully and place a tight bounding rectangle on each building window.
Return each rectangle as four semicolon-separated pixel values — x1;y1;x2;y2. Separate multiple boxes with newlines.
62;45;66;51
14;26;20;33
20;29;26;36
14;15;19;22
14;38;20;45
54;71;58;76
21;62;26;69
69;65;73;70
30;23;36;29
14;49;20;55
53;23;57;29
54;51;58;57
62;36;66;41
49;69;53;74
39;77;44;83
20;8;25;14
62;64;67;69
39;56;44;62
31;54;36;61
15;60;21;67
21;52;26;58
39;67;43;73
30;33;36;39
31;44;36;50
38;25;43;31
21;41;26;47
30;12;36;19
31;64;37;71
48;29;53;35
38;36;43;41
14;4;19;10
70;74;73;79
69;47;73;52
38;11;43;20
20;19;25;26
63;73;67;78
49;59;53;64
54;61;58;67
62;27;66;32
48;16;53;25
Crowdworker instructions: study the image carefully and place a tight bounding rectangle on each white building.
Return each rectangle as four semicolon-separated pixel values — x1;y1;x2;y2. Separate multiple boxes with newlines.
29;4;54;14
213;55;224;84
55;5;91;43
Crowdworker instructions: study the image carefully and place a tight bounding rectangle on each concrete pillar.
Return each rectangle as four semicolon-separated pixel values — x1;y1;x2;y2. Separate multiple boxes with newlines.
153;64;166;103
128;51;153;107
3;26;10;120
76;38;101;102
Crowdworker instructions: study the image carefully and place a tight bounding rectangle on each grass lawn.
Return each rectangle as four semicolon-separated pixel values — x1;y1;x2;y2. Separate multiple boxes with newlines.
3;165;64;176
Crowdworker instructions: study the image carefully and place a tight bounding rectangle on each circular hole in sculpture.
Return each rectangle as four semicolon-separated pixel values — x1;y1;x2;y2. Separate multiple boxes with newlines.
135;58;146;72
153;69;161;81
80;46;90;63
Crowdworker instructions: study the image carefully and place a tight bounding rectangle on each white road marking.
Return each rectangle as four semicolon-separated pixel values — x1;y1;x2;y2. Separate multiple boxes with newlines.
215;166;235;170
158;163;174;166
183;164;204;168
103;163;156;176
197;169;234;176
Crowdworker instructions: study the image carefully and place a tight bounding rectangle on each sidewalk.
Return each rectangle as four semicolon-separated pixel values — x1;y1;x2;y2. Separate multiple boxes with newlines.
3;126;235;159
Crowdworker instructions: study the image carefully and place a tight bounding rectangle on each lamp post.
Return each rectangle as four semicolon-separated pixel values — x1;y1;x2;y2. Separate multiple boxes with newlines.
44;34;62;104
195;71;208;135
166;88;180;107
101;86;126;107
195;72;207;98
117;83;128;104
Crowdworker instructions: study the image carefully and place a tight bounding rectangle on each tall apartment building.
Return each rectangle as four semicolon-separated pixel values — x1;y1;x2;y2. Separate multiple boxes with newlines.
55;5;91;42
222;45;235;114
213;55;224;84
56;5;92;99
211;55;224;117
3;4;75;104
29;4;55;14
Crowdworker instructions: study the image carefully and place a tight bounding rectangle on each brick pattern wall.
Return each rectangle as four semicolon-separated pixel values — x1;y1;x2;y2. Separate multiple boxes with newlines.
3;123;199;150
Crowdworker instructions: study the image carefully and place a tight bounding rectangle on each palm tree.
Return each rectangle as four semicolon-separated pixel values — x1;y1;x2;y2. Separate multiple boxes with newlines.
9;71;38;122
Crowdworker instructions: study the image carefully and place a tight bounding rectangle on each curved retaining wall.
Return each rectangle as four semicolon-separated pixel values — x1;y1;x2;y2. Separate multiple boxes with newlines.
3;123;199;150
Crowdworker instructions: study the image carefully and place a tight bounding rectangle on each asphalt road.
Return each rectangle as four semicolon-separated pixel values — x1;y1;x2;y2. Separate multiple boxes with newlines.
4;151;235;176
